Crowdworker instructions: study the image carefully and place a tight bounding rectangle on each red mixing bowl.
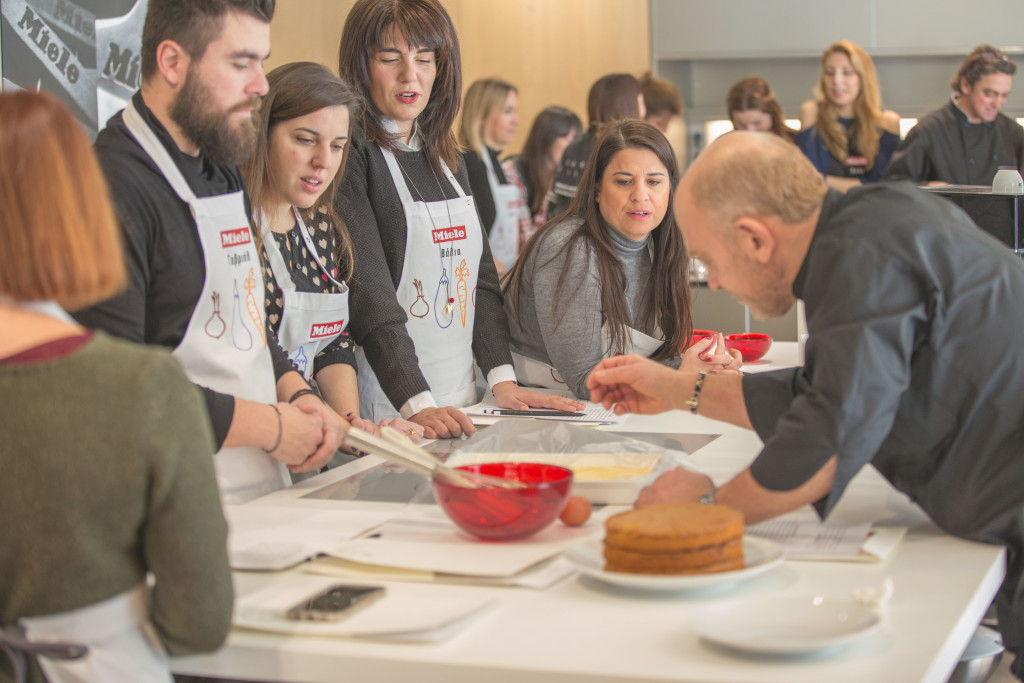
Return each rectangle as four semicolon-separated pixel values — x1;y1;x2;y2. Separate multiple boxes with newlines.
433;462;573;540
724;333;773;362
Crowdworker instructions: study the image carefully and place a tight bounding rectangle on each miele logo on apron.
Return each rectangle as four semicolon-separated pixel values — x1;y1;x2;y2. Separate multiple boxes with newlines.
220;227;252;248
431;226;467;243
310;320;346;338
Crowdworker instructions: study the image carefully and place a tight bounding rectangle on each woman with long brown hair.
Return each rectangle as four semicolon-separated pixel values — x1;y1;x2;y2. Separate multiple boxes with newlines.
727;75;794;140
503;120;740;400
336;0;581;438
242;62;421;443
796;41;901;190
502;105;582;241
544;73;646;218
0;90;231;683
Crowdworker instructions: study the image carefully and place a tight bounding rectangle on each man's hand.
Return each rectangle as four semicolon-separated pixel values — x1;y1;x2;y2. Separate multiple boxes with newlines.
634;467;715;508
492;381;586;412
586;354;683;415
287;394;347;472
410;406;476;439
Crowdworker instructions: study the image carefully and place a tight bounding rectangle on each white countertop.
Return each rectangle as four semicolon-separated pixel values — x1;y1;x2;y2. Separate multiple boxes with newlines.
173;342;1006;683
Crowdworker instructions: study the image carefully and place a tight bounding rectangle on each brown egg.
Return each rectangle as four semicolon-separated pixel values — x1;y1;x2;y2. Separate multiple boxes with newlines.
559;495;593;526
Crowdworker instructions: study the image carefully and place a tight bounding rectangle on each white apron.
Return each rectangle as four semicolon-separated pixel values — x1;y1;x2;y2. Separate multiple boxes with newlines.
122;102;288;504
481;148;527;268
512;323;665;390
259;207;350;382
356;149;483;420
12;586;171;683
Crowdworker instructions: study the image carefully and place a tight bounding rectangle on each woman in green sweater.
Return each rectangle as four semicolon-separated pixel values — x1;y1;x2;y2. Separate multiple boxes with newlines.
0;91;232;683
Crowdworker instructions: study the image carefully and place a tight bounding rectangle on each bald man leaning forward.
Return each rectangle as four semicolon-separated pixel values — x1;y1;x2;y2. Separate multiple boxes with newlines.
586;131;1024;679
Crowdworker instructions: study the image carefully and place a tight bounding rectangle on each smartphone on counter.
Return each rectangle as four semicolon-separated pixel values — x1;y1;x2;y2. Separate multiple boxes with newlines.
285;584;386;622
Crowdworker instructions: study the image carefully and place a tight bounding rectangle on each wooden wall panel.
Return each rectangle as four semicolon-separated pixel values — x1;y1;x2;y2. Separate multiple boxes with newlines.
269;0;651;154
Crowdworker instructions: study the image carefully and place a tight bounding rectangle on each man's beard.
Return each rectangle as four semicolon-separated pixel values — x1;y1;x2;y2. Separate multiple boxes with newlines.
170;70;260;166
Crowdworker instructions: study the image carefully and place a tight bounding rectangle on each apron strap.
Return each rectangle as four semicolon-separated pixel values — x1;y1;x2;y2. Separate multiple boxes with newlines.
381;147;467;202
121;101;199;205
1;625;88;683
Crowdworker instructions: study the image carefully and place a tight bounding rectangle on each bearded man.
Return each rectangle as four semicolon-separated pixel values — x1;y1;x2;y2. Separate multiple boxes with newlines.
74;0;345;504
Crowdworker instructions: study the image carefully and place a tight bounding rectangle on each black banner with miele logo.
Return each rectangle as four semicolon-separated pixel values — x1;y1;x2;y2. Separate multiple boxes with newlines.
1;0;147;138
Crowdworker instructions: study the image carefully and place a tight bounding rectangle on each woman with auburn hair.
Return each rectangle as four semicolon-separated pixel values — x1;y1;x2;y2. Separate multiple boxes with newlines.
242;62;421;448
503;120;741;400
502;105;582;241
0;90;231;682
544;73;646;218
796;40;901;190
336;0;582;439
727;75;795;141
459;77;528;275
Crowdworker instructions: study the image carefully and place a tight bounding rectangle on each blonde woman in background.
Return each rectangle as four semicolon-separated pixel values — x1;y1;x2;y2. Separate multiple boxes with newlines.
796;40;901;190
459;78;529;275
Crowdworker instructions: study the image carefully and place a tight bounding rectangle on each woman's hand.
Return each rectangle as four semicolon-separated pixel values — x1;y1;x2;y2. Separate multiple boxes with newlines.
492;381;586;412
409;406;476;439
379;417;425;442
681;333;742;375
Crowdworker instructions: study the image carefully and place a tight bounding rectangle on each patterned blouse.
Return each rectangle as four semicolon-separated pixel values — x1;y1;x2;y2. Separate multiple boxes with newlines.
261;208;356;375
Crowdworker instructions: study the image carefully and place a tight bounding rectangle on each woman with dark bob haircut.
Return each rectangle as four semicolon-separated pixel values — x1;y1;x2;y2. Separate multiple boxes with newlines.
335;0;582;439
503;120;741;400
0;91;231;683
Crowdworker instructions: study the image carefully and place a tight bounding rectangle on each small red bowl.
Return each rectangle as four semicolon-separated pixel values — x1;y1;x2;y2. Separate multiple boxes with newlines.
433;462;573;540
724;333;773;362
688;329;717;347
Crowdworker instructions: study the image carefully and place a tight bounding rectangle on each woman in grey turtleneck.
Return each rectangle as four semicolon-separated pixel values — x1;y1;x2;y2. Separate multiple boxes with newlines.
502;120;741;400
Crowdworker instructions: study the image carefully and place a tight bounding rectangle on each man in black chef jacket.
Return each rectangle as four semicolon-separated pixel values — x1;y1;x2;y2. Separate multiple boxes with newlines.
74;0;345;503
588;131;1024;679
883;44;1024;185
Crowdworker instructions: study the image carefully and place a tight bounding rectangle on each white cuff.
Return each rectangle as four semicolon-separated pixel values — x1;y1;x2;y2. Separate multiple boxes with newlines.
399;391;437;419
486;364;518;391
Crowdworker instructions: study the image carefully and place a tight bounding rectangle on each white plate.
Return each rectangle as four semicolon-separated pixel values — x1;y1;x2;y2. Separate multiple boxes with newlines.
690;595;881;655
564;535;784;592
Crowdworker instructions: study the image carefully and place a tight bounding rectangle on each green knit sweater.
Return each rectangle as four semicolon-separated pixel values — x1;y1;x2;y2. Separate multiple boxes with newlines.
0;332;233;682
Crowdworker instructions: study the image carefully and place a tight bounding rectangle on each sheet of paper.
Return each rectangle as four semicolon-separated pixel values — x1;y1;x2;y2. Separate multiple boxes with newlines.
324;506;599;577
234;574;496;641
462;399;626;426
225;504;403;571
747;519;875;560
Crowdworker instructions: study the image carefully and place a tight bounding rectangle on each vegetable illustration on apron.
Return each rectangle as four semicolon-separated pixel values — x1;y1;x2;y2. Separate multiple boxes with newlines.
244;267;266;347
455;258;470;328
293;345;309;377
434;267;453;329
204;291;226;339
231;279;253;351
409;279;429;318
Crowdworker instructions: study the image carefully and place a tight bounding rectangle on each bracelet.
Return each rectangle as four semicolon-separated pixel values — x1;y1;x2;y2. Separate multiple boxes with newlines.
266;404;283;454
685;372;707;415
288;388;321;404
